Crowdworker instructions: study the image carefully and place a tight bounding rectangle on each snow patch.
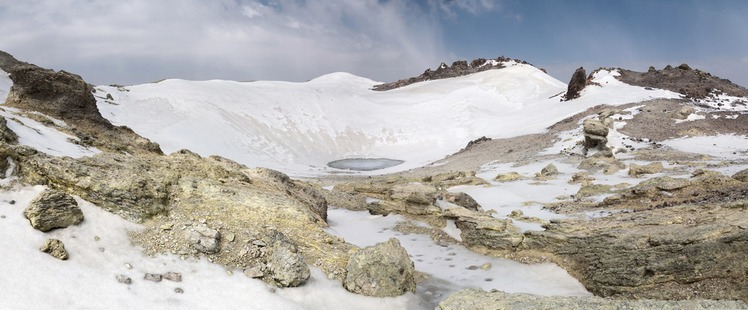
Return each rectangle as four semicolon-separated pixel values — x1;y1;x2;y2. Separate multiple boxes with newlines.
0;108;101;158
662;134;748;160
0;69;11;103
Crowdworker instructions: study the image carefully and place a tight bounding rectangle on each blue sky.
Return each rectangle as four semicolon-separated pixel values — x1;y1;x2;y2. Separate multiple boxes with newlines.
1;0;746;87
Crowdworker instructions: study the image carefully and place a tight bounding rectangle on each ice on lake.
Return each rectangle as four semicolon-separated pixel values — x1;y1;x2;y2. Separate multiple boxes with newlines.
327;158;404;171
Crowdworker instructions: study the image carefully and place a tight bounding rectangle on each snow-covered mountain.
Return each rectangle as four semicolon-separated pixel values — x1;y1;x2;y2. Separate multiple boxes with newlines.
95;62;679;176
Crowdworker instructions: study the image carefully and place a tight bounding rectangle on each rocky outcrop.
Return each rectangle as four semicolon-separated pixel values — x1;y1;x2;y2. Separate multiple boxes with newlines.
10;147;352;286
616;64;748;99
538;163;559;177
0;50;26;71
40;239;69;260
439;191;481;211
733;168;748;182
562;67;588;101
493;171;525;182
0;117;19;144
24;189;84;232
185;225;221;254
343;238;416;297
373;56;534;91
582;118;609;152
520;171;748;301
4;63;162;155
437;289;748;310
443;206;523;250
268;231;311;287
628;162;664;177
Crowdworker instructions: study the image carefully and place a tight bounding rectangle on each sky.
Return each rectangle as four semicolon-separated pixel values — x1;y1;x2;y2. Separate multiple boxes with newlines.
0;0;747;87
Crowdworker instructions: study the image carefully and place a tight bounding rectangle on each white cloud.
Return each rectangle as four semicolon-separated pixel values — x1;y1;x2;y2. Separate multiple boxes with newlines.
435;0;502;18
0;0;448;85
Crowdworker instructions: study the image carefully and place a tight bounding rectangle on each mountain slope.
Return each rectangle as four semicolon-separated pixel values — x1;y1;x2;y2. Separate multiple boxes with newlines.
96;63;679;176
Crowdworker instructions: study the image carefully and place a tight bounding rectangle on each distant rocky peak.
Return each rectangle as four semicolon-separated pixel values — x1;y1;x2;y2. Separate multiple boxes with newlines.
372;56;537;91
610;64;748;99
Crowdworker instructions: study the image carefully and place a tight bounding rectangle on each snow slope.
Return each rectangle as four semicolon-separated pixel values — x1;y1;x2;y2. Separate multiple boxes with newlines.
97;65;680;176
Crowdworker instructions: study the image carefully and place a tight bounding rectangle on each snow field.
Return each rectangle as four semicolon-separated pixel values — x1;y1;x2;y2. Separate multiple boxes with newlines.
96;66;680;176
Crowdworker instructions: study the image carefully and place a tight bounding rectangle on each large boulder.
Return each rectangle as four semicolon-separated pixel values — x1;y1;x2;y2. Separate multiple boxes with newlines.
267;231;310;287
343;238;416;297
24;189;84;232
563;67;587;101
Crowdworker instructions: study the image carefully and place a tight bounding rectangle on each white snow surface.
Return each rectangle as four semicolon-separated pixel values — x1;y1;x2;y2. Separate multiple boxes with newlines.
0;69;11;103
0;107;101;158
97;66;680;176
325;208;590;302
662;134;748;159
0;186;421;310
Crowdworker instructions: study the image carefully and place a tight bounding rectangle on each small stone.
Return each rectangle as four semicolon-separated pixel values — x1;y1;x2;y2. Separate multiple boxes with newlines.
480;263;492;270
116;274;132;285
244;266;264;278
252;240;267;247
467;265;479;270
226;233;236;242
94;236;100;242
144;273;163;282
40;239;68;260
1;215;5;219
98;247;105;252
160;223;174;231
124;263;133;269
174;288;184;294
163;272;182;282
226;270;233;276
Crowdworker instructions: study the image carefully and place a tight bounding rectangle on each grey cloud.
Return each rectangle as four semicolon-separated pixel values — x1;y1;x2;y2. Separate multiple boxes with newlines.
0;0;447;85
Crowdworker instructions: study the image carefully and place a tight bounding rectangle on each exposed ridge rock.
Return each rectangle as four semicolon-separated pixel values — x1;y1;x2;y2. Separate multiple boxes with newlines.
0;50;26;72
372;56;536;91
562;67;588;100
3;59;162;155
614;64;748;99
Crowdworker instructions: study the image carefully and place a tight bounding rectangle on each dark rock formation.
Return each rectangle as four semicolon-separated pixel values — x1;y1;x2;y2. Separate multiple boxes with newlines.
24;189;84;232
343;238;416;297
3;60;162;155
563;67;588;100
615;64;748;99
373;56;534;91
40;239;69;260
0;50;26;72
460;136;492;153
